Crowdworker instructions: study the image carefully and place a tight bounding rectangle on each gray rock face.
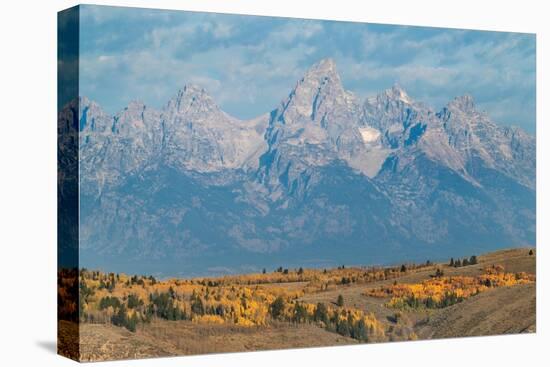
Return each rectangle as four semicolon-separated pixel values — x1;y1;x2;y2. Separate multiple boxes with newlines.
162;85;268;174
79;97;162;194
438;95;535;189
65;58;535;275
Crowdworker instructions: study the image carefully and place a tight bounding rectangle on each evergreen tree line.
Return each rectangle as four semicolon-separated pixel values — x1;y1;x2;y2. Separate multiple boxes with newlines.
269;296;375;342
449;255;478;268
395;291;466;309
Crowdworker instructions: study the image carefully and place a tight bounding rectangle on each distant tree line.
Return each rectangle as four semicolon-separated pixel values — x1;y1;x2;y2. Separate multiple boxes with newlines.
449;255;478;268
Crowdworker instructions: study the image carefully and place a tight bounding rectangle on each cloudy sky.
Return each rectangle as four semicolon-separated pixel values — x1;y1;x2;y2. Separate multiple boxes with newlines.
79;5;536;133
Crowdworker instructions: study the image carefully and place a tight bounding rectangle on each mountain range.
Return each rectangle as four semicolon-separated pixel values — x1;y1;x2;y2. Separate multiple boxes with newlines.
58;58;535;276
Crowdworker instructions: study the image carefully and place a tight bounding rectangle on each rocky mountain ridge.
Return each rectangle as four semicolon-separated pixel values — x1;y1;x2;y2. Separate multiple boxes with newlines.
62;58;535;275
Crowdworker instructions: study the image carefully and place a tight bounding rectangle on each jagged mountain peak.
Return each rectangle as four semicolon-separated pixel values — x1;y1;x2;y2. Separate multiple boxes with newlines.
277;58;357;125
296;58;347;98
166;84;220;117
123;100;146;111
180;83;208;95
439;94;493;130
362;84;423;134
365;83;416;108
302;58;339;80
158;84;268;174
77;96;111;133
175;83;214;102
383;84;413;104
79;96;104;114
447;94;476;113
79;95;92;108
111;100;158;135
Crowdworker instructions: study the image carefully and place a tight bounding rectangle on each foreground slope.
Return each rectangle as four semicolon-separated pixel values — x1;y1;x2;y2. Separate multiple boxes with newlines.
417;283;535;338
59;248;535;361
78;321;357;361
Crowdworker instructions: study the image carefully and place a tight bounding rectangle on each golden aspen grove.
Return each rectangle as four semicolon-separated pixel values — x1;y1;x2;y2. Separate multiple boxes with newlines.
365;265;535;309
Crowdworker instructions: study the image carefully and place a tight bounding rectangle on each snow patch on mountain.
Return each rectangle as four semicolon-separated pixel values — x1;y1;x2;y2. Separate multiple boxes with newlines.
358;126;381;144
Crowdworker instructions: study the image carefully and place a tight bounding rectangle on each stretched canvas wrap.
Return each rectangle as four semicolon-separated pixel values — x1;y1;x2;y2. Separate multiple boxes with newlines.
58;4;536;362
